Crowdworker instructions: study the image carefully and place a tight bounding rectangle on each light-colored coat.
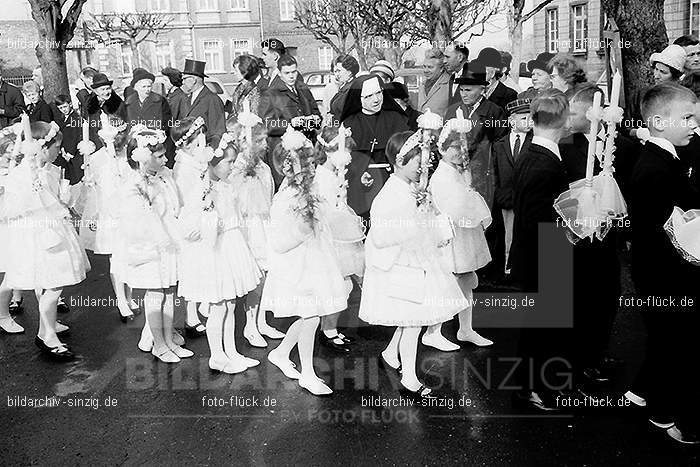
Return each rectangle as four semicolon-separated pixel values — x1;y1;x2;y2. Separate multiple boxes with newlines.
417;72;451;118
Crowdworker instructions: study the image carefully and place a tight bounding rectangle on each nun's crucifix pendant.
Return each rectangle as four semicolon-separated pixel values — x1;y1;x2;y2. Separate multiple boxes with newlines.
369;138;378;152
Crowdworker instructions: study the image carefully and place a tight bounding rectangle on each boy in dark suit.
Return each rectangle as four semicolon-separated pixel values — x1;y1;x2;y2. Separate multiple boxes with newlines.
510;89;572;411
52;94;83;184
627;83;700;444
493;98;532;279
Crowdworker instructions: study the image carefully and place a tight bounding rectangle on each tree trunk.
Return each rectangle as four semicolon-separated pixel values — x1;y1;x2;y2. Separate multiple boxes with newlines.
507;1;523;81
430;0;452;44
35;43;69;103
130;39;141;69
601;0;667;115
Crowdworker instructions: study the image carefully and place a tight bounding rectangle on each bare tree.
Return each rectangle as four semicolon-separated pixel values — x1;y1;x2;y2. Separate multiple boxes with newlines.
356;0;415;69
408;0;503;44
85;12;173;69
294;0;375;69
27;0;89;101
507;0;556;82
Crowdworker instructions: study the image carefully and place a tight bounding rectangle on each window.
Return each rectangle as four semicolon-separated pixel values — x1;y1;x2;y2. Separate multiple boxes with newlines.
118;44;133;75
231;39;252;60
203;40;223;72
199;0;217;11
230;0;248;10
148;0;170;11
279;0;295;21
545;8;558;53
692;0;700;36
155;42;173;70
318;46;333;71
571;3;588;53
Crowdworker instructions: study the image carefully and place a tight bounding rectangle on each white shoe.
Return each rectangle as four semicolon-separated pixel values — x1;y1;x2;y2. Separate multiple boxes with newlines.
198;303;210;318
223;359;248;374
298;376;333;395
241;356;260;368
624;390;647;407
152;348;180;363
421;333;460;352
244;323;267;348
456;330;493;347
55;321;70;334
258;322;285;339
128;298;140;311
170;346;194;358
0;316;24;334
138;330;154;353
268;350;301;379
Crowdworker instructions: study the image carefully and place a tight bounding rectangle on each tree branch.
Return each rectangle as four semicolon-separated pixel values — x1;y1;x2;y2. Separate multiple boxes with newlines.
521;0;556;24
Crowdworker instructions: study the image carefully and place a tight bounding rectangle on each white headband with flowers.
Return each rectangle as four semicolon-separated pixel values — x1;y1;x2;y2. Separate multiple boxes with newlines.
437;118;472;152
395;131;422;166
214;132;235;158
130;125;167;164
175;116;205;146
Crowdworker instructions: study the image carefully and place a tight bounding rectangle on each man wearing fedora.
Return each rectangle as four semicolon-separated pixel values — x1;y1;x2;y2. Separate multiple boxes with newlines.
86;72;126;149
518;52;555;101
477;47;518;111
180;59;226;140
444;61;509;210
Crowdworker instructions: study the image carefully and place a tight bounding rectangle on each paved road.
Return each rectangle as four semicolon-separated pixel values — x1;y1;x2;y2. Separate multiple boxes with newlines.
1;253;698;465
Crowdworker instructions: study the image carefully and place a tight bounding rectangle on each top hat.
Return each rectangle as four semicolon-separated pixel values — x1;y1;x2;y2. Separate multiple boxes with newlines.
476;47;503;69
182;59;207;78
527;52;555;73
506;98;532;115
91;73;113;89
454;61;488;86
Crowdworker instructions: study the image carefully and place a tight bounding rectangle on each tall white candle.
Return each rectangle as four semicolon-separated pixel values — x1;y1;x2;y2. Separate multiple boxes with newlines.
82;119;89;142
585;91;602;181
610;71;622;107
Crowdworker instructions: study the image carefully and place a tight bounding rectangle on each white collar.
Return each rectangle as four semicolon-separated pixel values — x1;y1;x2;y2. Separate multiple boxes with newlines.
531;136;561;160
190;85;204;103
646;136;679;159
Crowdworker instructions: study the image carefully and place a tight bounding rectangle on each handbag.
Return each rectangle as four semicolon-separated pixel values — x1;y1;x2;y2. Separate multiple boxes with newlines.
386;264;426;304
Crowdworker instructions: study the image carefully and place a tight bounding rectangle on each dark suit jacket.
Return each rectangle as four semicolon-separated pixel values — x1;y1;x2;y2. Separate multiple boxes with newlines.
447;74;462;107
0;80;25;128
259;76;321;189
510;142;569;291
493;130;533;209
166;86;188;123
675;132;700;194
629;141;700;300
53;109;83;184
76;88;92;117
329;81;352;122
124;91;172;133
182;84;226;139
487;81;517;111
445;99;509;207
27;98;53;123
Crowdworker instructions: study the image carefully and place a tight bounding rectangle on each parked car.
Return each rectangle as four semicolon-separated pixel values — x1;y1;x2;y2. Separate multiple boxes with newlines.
302;70;334;116
394;68;423;109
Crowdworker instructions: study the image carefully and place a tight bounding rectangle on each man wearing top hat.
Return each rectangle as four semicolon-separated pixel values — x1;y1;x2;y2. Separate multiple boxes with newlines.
518;52;555;101
85;72;126;149
477;47;518;111
444;61;509;209
180;59;226;140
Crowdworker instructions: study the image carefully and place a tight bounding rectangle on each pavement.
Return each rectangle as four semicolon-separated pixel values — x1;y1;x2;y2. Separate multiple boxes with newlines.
1;252;699;466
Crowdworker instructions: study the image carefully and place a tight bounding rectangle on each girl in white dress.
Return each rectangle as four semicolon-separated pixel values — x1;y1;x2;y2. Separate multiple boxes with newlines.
205;133;263;373
0;128;25;335
423;121;494;350
261;127;348;396
171;116;211;338
0;119;90;360
359;131;468;397
119;127;192;364
228;122;285;347
313;125;364;352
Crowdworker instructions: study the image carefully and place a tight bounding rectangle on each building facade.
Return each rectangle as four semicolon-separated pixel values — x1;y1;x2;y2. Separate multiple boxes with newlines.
0;0;332;89
532;0;694;81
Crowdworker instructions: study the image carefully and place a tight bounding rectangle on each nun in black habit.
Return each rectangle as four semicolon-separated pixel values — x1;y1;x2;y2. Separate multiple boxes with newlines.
340;74;409;222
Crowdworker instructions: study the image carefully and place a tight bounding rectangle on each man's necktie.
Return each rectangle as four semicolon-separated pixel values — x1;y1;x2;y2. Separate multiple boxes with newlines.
513;134;521;159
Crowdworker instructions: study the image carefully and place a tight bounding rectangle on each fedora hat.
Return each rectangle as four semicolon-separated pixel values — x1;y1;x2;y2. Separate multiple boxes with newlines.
90;72;113;89
182;59;208;78
476;47;503;69
455;61;488;86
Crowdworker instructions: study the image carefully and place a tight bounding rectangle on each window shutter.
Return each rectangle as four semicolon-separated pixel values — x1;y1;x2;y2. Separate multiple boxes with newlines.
545;10;550;52
584;4;589;54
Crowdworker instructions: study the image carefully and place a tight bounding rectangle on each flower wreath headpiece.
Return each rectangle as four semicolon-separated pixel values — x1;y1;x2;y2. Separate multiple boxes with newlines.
395;131;422;167
21;121;61;157
437;118;472;152
175;116;205;146
130;125;167;164
214;132;236;158
317;125;352;148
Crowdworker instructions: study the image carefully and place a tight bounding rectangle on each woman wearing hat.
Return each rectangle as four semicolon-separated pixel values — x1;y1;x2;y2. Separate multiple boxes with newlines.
518;52;554;100
162;66;187;123
650;44;686;84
